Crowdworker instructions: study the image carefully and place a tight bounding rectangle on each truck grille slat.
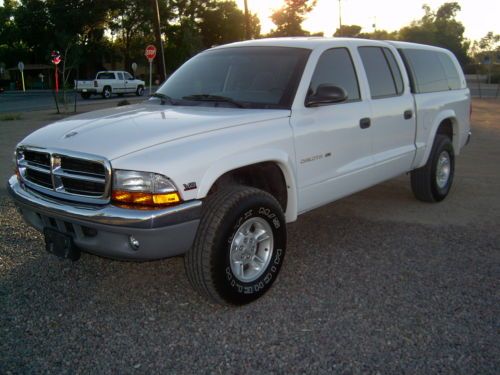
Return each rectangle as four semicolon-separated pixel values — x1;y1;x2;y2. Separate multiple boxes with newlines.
17;148;111;203
25;169;52;188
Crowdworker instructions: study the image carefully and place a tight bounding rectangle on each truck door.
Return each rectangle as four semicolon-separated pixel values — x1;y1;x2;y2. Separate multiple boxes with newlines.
290;47;374;213
357;46;416;181
124;72;135;93
116;72;125;93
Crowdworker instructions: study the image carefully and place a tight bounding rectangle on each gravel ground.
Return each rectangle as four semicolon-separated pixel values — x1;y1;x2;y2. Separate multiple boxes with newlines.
1;100;499;374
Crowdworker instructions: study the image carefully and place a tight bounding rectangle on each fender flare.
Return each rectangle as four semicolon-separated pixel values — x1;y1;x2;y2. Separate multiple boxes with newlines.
197;149;298;222
419;109;458;167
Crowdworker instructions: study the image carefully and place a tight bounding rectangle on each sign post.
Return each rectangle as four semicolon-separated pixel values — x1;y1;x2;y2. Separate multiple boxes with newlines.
18;62;25;92
51;50;61;93
145;44;157;95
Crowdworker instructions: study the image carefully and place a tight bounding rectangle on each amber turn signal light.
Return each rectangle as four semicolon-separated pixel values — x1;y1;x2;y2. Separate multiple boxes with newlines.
112;190;181;207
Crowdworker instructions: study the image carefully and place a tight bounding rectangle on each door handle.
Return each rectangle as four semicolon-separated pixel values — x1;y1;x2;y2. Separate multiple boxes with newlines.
404;109;413;119
359;117;371;129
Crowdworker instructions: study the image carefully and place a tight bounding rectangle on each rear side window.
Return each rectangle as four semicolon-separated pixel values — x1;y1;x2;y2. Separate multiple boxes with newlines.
96;72;115;80
309;48;360;102
437;53;461;90
358;46;402;98
401;49;451;93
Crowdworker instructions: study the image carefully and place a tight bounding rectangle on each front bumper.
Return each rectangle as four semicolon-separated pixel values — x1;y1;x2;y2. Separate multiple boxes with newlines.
7;176;201;260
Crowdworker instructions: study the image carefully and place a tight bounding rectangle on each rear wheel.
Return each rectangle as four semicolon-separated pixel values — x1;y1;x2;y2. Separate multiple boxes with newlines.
411;134;455;202
102;86;112;99
185;186;287;305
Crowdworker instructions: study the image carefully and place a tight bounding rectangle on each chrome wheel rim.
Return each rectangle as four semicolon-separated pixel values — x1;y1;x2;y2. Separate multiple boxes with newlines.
436;151;451;189
229;217;274;283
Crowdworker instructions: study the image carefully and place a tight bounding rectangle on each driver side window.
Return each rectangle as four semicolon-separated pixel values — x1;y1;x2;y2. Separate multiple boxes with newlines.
309;48;360;102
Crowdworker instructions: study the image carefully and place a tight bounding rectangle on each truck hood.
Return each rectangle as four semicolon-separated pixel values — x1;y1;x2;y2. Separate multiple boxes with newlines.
19;101;290;160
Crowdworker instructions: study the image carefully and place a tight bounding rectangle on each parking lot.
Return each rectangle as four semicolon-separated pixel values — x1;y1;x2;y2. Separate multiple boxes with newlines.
0;99;499;374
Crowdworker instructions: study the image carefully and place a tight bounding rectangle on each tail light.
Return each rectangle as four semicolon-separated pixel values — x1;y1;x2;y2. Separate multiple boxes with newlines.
94;80;98;87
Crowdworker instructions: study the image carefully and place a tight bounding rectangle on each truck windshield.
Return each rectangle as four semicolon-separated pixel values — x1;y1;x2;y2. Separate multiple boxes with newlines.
156;46;311;109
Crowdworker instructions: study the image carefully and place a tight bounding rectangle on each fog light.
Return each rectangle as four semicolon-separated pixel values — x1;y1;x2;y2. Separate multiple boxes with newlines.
129;235;140;250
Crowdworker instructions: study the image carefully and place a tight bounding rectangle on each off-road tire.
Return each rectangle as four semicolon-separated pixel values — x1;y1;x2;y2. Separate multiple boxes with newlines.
185;186;287;305
411;134;455;202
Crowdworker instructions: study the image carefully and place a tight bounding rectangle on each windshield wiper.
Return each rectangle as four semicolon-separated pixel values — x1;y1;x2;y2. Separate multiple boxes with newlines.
150;92;176;105
182;94;246;108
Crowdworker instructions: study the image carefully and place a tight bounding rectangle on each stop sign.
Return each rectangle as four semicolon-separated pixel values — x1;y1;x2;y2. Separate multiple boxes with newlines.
145;45;157;62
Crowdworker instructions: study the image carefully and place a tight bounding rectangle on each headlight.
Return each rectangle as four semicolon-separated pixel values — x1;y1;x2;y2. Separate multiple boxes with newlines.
111;170;181;207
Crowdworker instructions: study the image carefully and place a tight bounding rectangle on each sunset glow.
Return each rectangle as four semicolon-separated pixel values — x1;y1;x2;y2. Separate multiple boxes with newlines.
236;0;499;40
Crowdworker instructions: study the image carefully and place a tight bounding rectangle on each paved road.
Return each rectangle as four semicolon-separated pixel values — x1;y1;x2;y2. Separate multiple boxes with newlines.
0;89;156;113
0;99;498;374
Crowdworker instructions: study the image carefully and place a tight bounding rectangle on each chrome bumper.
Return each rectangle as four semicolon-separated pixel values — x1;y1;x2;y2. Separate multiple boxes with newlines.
7;175;202;260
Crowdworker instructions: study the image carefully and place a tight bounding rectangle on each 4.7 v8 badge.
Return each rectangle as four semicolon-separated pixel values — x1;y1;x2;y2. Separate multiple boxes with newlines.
183;182;197;191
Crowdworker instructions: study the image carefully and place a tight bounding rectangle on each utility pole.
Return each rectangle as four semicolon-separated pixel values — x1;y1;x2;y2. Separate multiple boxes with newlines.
338;0;342;31
152;0;167;83
244;0;250;39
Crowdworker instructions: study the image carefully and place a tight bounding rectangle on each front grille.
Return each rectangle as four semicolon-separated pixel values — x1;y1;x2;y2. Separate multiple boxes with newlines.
61;156;105;176
61;177;105;196
17;147;111;202
25;168;52;188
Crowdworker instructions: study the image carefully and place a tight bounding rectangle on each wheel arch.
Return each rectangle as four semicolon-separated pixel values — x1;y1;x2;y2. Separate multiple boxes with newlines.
197;152;298;222
419;111;460;168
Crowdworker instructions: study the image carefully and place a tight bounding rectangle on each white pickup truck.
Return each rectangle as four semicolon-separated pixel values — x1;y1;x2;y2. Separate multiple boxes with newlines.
75;70;145;99
9;38;471;305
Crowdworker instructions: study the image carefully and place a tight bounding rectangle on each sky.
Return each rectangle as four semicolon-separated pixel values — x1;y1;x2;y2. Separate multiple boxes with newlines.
235;0;500;41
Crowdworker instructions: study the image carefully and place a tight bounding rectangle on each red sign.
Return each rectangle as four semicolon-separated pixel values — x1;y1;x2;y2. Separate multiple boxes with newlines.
51;50;61;65
145;45;157;62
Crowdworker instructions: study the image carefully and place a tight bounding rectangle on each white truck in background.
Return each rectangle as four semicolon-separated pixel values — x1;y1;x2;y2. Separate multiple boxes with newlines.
10;38;471;305
75;71;145;99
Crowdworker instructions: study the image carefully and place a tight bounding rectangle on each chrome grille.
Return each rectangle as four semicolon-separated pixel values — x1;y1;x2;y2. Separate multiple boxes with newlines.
17;147;111;203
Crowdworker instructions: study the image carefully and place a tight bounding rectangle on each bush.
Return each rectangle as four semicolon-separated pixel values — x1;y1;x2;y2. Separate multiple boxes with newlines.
117;100;130;107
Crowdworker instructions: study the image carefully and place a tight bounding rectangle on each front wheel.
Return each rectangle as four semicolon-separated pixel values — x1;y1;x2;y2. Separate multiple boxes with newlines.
136;85;144;96
185;186;287;305
411;134;455;202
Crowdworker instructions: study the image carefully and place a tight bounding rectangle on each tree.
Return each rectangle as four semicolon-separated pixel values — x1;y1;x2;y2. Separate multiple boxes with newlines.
109;0;157;72
269;0;317;37
200;1;260;47
0;0;26;70
358;29;398;41
334;25;361;37
399;2;469;65
478;32;500;52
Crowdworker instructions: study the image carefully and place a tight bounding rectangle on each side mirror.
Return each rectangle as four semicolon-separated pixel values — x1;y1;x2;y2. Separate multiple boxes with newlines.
305;84;348;107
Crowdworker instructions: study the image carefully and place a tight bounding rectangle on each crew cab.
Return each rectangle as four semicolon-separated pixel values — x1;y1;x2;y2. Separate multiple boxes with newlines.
75;70;145;99
9;38;471;305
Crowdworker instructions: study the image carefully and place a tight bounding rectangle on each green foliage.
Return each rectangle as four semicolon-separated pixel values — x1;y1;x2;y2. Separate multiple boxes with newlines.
0;113;22;121
358;29;399;41
269;0;317;37
334;25;362;37
200;1;260;47
398;2;470;65
0;0;488;78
